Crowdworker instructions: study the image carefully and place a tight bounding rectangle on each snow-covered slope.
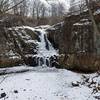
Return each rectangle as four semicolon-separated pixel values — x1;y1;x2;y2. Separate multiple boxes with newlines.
0;68;99;100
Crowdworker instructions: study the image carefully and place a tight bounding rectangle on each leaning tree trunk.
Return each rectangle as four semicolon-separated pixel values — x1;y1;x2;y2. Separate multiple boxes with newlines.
85;0;100;54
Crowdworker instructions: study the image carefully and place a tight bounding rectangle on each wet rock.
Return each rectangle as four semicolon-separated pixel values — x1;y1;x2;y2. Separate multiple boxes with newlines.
0;92;6;98
72;81;79;87
25;56;38;66
14;90;18;93
26;79;30;81
23;89;26;91
49;55;59;67
53;55;58;60
40;57;44;65
34;30;41;36
52;61;59;68
46;59;49;66
94;96;100;99
50;56;54;61
44;35;49;50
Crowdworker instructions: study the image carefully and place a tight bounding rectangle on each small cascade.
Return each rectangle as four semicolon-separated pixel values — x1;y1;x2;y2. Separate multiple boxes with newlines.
37;57;51;67
34;28;58;67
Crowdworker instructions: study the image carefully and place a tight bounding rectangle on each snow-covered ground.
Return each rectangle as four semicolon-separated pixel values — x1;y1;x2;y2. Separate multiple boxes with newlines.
0;67;100;100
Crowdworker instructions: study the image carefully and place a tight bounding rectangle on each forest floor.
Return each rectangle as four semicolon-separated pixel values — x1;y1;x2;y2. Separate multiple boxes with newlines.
0;66;100;100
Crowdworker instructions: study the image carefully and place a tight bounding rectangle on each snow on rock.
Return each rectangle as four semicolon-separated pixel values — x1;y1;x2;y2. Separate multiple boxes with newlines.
35;25;51;29
0;68;99;100
73;21;91;26
94;9;100;15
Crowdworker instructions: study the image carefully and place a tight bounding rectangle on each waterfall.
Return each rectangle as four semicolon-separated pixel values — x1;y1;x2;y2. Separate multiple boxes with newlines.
35;29;58;67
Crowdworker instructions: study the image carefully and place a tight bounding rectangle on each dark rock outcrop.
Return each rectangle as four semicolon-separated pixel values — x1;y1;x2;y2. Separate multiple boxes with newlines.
0;25;39;67
0;92;6;99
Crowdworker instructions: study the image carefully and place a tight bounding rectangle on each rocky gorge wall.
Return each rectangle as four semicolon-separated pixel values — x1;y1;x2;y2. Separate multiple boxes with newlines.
47;14;100;72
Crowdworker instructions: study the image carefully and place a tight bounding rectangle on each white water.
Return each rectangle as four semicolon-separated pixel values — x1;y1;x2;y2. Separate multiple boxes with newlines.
34;29;58;67
37;29;57;57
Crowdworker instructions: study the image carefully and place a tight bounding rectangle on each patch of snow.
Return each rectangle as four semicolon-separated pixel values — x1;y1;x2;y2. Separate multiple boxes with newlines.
9;56;20;59
25;40;38;44
5;50;20;59
9;26;35;32
80;19;89;22
94;9;100;15
73;21;91;26
35;25;51;29
6;50;15;56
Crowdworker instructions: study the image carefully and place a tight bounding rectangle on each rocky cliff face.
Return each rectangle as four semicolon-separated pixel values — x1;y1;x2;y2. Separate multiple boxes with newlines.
47;14;100;72
0;13;100;72
0;25;40;67
47;22;66;54
47;17;98;54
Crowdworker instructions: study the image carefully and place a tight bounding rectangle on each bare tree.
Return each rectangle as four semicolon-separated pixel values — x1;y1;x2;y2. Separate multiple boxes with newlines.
57;2;65;18
32;0;48;25
12;0;28;16
51;3;58;17
12;0;20;15
32;0;35;19
40;4;47;18
32;0;42;20
0;0;10;14
19;0;28;16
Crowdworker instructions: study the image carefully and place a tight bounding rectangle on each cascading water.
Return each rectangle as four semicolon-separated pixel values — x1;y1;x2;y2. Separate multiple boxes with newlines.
35;29;58;67
9;26;58;67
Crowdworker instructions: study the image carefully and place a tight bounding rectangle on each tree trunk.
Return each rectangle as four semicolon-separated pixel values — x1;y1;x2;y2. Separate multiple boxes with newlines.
85;0;100;54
